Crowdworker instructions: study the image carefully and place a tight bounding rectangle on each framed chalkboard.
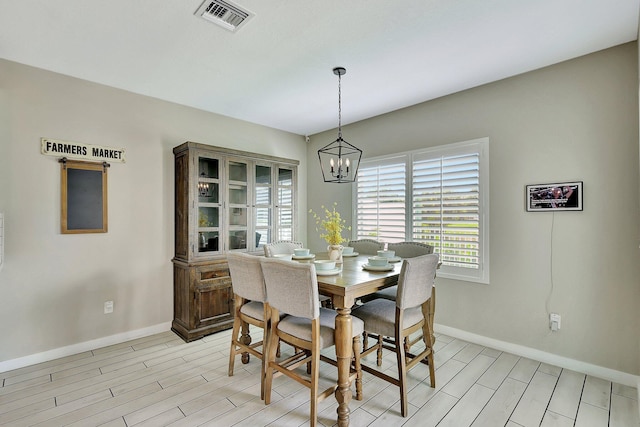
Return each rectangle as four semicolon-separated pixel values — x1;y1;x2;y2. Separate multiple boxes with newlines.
61;159;108;233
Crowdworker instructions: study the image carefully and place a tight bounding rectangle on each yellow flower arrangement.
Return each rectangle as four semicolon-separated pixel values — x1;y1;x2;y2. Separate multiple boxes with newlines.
309;203;350;246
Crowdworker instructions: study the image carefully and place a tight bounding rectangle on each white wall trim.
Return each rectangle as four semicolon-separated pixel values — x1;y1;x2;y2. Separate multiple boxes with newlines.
2;321;637;393
0;322;172;373
435;323;640;388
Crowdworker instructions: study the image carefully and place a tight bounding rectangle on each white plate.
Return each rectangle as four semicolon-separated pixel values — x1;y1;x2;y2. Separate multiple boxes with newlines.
316;267;342;276
342;252;359;257
362;263;394;272
292;254;316;260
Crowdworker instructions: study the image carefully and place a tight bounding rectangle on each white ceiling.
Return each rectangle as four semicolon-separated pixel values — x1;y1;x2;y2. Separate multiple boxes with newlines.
1;0;638;136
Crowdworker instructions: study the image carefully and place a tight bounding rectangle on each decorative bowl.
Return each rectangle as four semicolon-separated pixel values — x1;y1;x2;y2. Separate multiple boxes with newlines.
377;250;396;258
314;260;336;270
294;248;310;257
368;256;389;267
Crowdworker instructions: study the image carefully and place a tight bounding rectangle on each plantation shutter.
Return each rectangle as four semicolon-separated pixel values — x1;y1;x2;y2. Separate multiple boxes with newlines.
413;151;480;270
355;157;406;242
355;138;488;283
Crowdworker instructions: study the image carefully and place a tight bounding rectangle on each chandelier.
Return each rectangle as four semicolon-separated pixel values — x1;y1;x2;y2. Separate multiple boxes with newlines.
317;67;362;183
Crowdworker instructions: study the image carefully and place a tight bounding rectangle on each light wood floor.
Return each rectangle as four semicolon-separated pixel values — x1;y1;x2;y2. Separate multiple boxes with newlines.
0;328;638;427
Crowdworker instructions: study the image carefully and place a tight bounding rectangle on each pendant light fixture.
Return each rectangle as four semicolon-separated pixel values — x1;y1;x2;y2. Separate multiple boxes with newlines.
318;67;362;183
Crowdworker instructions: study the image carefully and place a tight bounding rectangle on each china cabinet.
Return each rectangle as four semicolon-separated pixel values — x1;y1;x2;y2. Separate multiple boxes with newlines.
172;142;298;341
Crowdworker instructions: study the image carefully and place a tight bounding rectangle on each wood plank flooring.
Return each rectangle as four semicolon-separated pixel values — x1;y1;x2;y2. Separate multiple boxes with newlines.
0;329;638;426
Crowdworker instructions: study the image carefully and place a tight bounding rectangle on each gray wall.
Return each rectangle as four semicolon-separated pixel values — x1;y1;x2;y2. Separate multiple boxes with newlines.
0;59;307;363
1;42;638;378
308;42;640;375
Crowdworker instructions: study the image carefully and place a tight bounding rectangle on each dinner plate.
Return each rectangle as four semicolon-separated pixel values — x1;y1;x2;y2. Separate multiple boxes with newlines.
342;252;359;257
362;263;394;272
292;254;316;260
316;267;342;276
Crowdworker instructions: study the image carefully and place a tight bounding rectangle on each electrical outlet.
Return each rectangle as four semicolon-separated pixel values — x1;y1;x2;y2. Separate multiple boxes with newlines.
104;300;114;314
550;313;561;331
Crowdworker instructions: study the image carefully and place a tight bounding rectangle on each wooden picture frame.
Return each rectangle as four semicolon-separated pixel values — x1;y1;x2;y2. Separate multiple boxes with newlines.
61;159;108;233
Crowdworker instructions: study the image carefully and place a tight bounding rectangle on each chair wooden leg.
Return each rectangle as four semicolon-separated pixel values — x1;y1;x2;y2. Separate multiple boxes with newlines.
263;327;280;405
376;335;383;366
423;317;436;388
228;316;241;376
427;348;436;388
362;331;368;349
260;321;269;401
429;286;436;344
352;335;363;400
310;349;320;427
259;344;266;400
396;335;409;417
240;321;251;364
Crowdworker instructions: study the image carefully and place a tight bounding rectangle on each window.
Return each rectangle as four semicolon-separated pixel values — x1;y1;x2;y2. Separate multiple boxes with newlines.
355;138;489;283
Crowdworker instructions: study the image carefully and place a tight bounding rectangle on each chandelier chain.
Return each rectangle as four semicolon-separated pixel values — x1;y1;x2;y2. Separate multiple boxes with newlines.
337;72;342;138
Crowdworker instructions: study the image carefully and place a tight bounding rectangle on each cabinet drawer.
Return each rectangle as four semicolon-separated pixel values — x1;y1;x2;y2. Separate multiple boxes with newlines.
197;264;230;281
197;276;232;292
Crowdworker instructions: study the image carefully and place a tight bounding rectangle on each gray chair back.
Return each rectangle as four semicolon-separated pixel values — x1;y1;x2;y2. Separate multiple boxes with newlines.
396;254;439;310
264;240;303;257
388;242;434;258
260;258;320;320
227;252;267;302
348;239;384;255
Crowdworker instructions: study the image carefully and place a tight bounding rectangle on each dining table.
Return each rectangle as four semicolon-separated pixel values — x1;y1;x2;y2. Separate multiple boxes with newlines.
233;251;436;426
298;252;402;427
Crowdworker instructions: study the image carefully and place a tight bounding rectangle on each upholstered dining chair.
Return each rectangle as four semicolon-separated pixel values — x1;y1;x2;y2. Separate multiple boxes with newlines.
372;241;434;300
355;253;439;417
226;252;272;400
369;241;437;345
388;241;434;258
264;239;332;308
263;240;303;257
260;258;364;426
347;239;384;255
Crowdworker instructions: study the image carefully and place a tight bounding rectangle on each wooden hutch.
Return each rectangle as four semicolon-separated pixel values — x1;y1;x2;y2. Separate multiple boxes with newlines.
172;142;298;341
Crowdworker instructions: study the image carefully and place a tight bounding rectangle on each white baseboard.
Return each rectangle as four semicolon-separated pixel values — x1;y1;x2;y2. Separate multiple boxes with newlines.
0;322;172;373
2;321;637;393
435;323;640;388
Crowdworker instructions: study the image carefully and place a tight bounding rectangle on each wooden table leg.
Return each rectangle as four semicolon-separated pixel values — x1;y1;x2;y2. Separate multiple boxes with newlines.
334;305;353;427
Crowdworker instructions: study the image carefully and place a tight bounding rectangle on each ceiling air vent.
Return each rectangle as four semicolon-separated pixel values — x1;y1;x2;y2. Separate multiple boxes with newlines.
195;0;253;32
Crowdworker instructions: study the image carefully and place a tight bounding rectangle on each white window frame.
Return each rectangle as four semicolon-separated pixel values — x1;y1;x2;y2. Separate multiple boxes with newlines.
353;137;490;284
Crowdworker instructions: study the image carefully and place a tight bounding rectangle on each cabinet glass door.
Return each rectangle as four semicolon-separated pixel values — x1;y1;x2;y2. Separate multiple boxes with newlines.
227;159;249;251
276;166;295;240
197;156;221;254
254;164;272;250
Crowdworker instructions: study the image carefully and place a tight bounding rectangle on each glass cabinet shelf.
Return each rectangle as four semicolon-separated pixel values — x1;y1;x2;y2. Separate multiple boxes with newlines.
198;206;220;228
229;186;247;205
198;181;219;203
198;231;220;252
